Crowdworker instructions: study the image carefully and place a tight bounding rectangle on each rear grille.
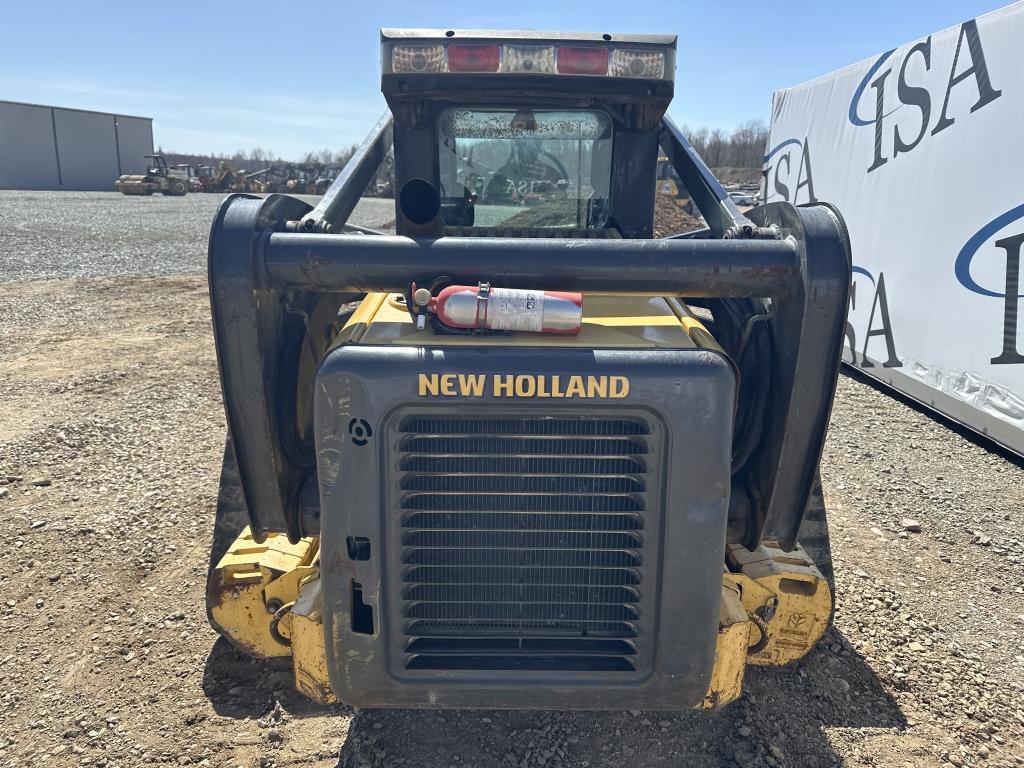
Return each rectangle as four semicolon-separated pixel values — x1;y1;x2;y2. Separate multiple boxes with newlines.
396;414;651;673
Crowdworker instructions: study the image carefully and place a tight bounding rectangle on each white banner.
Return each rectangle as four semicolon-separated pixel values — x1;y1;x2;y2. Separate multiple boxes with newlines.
763;2;1024;455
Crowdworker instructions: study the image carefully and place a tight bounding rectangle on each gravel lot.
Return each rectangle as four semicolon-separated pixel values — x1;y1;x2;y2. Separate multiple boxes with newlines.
0;191;396;282
0;192;1022;768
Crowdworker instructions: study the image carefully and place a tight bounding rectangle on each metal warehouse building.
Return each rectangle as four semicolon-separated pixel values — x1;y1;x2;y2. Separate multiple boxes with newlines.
0;100;153;191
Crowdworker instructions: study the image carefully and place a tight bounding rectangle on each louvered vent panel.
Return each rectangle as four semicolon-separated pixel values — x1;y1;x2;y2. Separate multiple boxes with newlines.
397;415;649;672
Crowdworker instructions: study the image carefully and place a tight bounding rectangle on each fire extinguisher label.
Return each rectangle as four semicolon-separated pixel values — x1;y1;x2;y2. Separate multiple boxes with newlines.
488;288;544;333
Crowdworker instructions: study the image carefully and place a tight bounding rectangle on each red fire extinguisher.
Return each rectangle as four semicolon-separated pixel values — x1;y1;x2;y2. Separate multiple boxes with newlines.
412;282;583;335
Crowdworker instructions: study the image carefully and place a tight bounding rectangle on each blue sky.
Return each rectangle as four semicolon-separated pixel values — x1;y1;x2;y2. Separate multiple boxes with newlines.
0;0;1014;159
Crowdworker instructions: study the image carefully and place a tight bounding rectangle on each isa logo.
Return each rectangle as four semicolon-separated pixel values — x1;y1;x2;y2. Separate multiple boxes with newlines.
845;266;902;369
848;19;1001;174
956;204;1024;365
761;137;816;205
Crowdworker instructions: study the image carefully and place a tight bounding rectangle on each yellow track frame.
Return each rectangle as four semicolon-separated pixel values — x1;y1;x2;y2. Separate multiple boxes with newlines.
208;529;831;708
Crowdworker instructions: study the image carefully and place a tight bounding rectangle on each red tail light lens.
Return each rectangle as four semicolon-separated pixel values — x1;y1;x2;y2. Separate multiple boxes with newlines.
447;44;500;72
556;46;609;75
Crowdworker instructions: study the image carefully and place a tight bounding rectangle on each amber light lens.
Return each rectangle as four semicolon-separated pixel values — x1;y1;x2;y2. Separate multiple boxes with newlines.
447;44;501;72
556;46;609;75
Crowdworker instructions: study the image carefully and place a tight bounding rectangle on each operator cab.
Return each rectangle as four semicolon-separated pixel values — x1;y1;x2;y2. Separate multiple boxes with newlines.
380;29;677;239
145;154;169;176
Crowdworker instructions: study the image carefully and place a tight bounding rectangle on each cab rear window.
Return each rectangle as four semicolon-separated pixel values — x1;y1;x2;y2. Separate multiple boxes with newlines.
438;108;613;229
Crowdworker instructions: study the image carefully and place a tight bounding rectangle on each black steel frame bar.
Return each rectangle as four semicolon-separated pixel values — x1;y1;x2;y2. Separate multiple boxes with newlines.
300;110;393;233
658;116;753;238
259;233;801;297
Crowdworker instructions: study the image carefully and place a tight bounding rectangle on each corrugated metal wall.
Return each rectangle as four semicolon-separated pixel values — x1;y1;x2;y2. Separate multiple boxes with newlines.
0;101;154;191
54;109;120;190
115;116;153;177
0;102;62;189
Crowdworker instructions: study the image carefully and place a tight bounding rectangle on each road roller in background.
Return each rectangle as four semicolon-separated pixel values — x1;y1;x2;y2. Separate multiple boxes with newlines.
205;28;850;710
115;154;189;196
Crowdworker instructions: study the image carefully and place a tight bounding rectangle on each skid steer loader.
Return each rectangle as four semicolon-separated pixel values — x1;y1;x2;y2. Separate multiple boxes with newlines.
115;154;189;196
205;29;850;710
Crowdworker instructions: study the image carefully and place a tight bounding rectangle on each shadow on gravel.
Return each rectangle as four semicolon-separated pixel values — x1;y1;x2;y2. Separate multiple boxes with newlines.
331;626;905;768
202;637;346;721
198;612;904;766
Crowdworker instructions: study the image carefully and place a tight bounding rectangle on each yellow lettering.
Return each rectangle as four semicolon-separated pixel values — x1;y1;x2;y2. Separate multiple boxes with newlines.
458;374;486;397
565;376;586;398
515;375;536;397
493;374;514;397
423;371;627;398
418;373;439;396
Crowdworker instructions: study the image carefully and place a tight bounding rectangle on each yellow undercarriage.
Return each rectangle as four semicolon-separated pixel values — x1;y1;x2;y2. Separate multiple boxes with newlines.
207;529;831;708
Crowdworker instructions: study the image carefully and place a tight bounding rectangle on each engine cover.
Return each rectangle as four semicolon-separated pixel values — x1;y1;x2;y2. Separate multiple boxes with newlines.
314;344;734;709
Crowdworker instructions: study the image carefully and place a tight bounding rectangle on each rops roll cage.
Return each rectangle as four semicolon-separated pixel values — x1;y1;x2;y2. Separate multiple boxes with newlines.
208;110;851;555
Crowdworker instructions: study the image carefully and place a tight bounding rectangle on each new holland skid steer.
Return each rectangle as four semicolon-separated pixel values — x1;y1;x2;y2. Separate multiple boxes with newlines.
205;29;850;710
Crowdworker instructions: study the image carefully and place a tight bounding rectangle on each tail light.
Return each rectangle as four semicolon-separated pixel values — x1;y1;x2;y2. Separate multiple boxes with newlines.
503;44;556;74
392;44;446;73
610;49;665;79
387;40;669;80
556;46;609;76
447;44;500;72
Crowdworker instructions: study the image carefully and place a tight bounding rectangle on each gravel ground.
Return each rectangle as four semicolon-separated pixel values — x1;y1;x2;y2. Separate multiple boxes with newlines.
0;191;396;282
0;193;1022;768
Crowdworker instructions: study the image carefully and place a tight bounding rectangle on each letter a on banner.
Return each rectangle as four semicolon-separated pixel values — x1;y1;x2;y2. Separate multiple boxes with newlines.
861;273;903;368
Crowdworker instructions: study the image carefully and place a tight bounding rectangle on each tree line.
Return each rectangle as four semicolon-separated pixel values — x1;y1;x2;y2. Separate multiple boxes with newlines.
680;120;769;169
156;146;359;171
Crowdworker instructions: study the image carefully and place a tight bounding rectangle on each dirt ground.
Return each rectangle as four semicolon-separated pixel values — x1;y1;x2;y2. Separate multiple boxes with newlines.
1;200;1023;768
652;195;705;237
